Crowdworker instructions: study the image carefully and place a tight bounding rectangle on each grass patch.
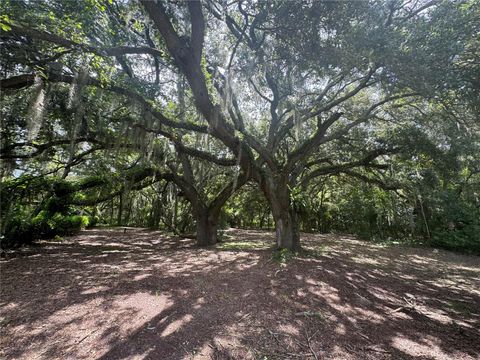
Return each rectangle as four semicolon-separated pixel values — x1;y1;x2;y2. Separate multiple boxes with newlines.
53;235;64;242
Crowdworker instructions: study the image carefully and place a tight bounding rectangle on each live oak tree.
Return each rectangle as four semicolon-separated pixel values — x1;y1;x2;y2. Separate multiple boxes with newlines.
167;145;247;245
0;0;245;246
132;77;248;245
0;70;246;245
1;0;478;249
138;0;477;249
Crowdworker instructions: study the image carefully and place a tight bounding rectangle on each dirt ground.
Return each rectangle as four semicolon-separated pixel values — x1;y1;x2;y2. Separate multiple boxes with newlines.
1;228;479;360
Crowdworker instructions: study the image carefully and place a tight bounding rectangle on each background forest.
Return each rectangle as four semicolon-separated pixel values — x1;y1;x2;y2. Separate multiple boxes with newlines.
1;0;479;253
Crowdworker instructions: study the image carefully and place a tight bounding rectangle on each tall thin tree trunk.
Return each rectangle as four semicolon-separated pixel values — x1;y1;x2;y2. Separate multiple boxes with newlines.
173;192;178;231
124;196;132;225
110;199;114;225
117;193;123;226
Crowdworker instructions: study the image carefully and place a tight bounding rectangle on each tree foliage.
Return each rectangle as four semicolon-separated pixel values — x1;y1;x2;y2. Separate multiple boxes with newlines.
0;0;478;252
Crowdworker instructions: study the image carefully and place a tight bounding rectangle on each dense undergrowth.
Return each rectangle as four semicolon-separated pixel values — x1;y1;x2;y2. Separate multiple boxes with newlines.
0;176;98;248
2;172;478;254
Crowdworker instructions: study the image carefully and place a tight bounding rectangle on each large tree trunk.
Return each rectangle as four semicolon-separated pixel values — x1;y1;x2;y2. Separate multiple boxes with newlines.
272;207;300;250
195;210;219;246
263;179;301;250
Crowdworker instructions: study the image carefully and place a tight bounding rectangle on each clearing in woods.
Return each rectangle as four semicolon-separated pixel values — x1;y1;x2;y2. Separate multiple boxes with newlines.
1;228;479;359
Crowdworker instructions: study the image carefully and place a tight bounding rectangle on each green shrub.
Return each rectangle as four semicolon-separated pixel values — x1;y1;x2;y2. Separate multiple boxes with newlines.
87;215;99;227
1;212;91;248
54;214;90;235
431;226;480;253
430;191;480;253
1;215;36;248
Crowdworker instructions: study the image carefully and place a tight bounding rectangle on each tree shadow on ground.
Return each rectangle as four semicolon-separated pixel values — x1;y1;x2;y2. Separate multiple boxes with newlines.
1;228;479;359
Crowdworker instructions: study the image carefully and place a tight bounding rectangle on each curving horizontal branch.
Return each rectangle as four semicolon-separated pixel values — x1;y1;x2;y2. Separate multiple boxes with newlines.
4;22;164;59
0;137;101;159
340;169;400;191
300;147;398;186
72;170;175;206
131;123;238;167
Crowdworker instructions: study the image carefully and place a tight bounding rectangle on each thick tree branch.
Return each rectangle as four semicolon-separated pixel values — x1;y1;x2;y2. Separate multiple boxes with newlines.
340;170;400;191
187;0;205;65
0;137;100;159
3;22;165;58
72;170;175;206
307;67;377;119
141;0;262;178
131;123;237;167
286;112;343;173
209;173;249;215
300;148;398;186
320;93;419;145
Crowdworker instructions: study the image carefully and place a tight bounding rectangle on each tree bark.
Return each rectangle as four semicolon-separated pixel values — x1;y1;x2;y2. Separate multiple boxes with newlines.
262;178;301;250
195;209;219;246
272;207;300;250
117;192;123;226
